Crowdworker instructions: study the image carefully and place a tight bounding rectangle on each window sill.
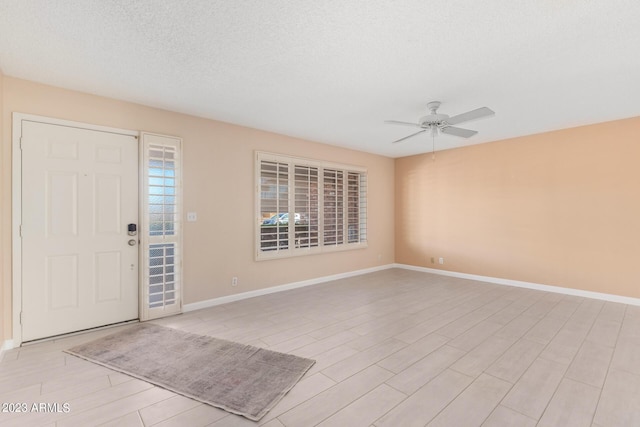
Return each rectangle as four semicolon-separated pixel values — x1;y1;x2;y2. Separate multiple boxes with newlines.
256;242;368;261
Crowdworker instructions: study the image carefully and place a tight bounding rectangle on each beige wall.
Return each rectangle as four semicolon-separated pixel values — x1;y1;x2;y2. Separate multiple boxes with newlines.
0;77;395;342
0;70;6;343
395;116;640;298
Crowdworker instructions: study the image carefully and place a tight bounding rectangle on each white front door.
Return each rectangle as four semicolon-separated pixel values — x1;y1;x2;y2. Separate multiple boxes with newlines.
21;120;139;341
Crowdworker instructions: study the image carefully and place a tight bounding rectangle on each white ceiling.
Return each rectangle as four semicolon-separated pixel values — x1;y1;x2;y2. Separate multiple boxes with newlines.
1;1;640;158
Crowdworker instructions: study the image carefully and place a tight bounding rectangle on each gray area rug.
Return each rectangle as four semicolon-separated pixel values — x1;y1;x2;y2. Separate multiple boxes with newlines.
65;323;315;421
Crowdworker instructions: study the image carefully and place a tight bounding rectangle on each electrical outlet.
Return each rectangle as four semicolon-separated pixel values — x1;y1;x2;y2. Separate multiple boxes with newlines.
231;277;238;286
439;257;444;265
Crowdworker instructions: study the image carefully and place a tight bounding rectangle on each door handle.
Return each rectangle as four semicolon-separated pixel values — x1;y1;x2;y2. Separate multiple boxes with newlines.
128;239;137;246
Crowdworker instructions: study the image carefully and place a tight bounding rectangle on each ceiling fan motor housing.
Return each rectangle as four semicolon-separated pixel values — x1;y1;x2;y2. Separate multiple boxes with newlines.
419;113;449;127
420;101;449;127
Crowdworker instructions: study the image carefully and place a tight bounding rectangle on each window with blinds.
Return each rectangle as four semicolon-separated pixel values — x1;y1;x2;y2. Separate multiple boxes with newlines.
256;152;367;260
259;160;289;251
141;133;182;320
294;165;319;249
148;146;177;237
148;243;176;309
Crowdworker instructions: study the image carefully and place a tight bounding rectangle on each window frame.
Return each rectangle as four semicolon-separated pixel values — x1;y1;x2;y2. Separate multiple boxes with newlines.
140;133;183;320
255;151;367;261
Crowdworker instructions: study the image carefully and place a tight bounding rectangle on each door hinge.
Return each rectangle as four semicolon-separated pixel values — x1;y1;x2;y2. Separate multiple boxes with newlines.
19;137;23;150
19;225;22;237
19;312;23;325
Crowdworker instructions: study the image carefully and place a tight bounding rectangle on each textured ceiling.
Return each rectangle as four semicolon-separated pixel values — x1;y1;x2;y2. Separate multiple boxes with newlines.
1;0;640;157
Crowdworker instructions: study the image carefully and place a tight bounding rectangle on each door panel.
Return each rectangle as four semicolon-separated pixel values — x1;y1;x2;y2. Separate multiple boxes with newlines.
47;171;78;236
21;121;139;341
95;174;122;234
47;254;79;309
95;251;122;302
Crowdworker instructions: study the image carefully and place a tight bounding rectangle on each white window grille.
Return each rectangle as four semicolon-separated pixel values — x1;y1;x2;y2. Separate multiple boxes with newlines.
256;152;367;260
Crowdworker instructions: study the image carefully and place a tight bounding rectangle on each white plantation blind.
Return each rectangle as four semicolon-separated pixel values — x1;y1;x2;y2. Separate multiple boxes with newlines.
148;145;178;238
348;171;367;243
148;243;176;308
323;169;344;246
259;160;290;251
256;152;367;260
294;165;319;249
141;133;182;320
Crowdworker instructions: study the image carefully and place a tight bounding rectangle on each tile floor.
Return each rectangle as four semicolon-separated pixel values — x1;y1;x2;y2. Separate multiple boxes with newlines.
1;268;639;426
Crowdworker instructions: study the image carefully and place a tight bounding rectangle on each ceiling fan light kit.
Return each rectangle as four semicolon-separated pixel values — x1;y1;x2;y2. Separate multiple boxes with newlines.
385;101;495;147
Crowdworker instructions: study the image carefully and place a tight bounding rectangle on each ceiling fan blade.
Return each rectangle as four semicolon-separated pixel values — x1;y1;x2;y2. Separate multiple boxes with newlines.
441;126;477;138
384;120;421;128
392;129;427;144
446;107;495;125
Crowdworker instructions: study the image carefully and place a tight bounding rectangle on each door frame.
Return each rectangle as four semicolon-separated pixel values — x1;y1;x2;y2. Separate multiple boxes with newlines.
11;113;140;346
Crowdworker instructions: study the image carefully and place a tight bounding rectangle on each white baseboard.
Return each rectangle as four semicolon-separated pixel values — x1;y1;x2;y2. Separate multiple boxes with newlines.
1;340;15;359
394;263;640;307
183;262;640;313
183;264;395;313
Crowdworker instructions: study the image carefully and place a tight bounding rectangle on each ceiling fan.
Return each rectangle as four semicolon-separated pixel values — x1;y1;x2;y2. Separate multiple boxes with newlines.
385;101;495;144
